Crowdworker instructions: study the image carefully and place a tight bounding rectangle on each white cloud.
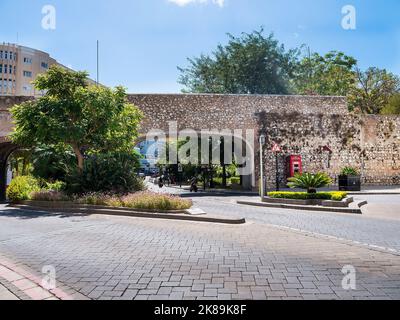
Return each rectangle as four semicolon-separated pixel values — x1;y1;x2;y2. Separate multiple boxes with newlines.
168;0;225;8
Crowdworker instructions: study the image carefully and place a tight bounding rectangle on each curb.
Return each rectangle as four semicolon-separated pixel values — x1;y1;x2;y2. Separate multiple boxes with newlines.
236;200;365;214
348;192;400;195
9;204;246;225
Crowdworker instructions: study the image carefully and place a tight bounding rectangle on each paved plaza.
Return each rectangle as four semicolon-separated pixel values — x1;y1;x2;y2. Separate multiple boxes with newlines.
0;196;400;300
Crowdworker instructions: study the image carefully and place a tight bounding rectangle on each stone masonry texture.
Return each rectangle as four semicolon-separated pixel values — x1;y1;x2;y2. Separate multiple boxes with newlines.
1;94;400;188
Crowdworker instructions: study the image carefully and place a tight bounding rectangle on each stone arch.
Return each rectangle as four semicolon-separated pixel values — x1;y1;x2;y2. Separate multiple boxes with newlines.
137;129;256;189
0;139;20;201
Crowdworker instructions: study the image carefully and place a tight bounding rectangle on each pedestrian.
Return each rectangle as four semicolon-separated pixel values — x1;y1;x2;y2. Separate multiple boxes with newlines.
158;175;164;188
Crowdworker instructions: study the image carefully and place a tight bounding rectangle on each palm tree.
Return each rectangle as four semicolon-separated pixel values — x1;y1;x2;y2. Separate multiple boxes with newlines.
287;172;332;194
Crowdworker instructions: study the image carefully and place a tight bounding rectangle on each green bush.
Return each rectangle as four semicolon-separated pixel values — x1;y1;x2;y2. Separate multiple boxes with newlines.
45;181;66;191
65;151;144;194
267;191;347;201
6;176;40;202
230;177;241;185
340;167;360;176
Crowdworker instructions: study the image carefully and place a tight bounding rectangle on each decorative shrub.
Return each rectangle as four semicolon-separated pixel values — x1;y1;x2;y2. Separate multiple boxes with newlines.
6;176;40;202
340;167;360;176
120;192;192;211
45;181;66;191
230;177;241;185
30;190;70;202
75;192;122;207
267;191;347;201
287;172;332;193
65;151;144;194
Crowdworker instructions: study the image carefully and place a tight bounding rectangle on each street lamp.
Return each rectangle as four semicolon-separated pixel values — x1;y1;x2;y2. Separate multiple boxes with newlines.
259;133;266;199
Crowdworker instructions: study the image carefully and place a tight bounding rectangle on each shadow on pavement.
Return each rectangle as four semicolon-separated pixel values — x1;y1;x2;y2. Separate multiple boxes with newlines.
0;204;90;220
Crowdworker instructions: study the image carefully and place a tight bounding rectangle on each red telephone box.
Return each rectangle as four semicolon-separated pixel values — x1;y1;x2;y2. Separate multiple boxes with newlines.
287;155;303;177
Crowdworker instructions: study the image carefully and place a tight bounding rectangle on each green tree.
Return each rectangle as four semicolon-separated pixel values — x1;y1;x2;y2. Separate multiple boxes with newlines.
293;51;357;96
11;66;143;172
380;93;400;115
348;67;400;114
178;29;299;94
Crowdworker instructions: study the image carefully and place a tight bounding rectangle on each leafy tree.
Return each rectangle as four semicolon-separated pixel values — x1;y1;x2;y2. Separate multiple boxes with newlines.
11;66;143;171
30;145;76;181
178;29;299;94
293;51;357;96
380;93;400;115
348;67;400;114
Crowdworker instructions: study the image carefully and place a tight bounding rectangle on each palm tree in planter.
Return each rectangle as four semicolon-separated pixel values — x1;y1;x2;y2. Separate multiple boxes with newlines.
287;172;332;194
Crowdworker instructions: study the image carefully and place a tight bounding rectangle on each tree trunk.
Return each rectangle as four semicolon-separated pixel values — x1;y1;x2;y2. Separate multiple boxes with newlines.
71;144;84;172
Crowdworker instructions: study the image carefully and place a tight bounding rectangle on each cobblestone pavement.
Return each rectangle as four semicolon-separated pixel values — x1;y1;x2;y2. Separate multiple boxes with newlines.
0;205;400;300
191;195;400;253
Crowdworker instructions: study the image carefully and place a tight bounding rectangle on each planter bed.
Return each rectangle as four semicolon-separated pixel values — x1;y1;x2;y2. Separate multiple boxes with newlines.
11;201;246;225
18;200;188;214
262;196;354;208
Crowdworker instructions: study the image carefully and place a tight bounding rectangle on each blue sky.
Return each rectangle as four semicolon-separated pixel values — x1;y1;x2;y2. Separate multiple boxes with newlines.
1;0;400;93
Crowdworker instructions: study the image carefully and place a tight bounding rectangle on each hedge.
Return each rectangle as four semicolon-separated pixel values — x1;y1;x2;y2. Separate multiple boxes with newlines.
267;191;348;201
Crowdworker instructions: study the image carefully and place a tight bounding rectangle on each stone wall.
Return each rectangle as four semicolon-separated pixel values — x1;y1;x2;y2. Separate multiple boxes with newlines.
128;94;348;134
0;94;399;188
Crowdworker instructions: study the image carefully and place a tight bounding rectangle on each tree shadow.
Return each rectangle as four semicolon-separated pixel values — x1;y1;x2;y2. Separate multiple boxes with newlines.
0;204;91;220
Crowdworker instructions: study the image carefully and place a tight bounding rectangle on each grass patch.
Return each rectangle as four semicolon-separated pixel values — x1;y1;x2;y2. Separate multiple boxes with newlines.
31;190;70;202
120;192;192;211
267;191;348;201
72;191;192;211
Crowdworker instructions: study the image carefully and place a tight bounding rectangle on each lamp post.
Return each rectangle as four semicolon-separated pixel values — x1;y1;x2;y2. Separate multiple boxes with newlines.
272;143;282;191
259;134;266;199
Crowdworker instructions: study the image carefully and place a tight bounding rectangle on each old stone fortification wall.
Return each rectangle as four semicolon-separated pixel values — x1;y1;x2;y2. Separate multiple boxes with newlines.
0;94;399;187
128;94;400;187
128;94;348;133
262;112;400;187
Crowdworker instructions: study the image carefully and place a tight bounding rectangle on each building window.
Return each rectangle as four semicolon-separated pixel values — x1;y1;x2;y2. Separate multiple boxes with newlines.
9;65;12;74
0;51;3;59
23;71;32;77
0;64;2;73
4;51;8;60
41;62;49;69
24;57;32;64
4;65;7;74
23;85;32;92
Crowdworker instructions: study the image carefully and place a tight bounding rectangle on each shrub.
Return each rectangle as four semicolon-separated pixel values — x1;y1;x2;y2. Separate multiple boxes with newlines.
340;167;360;176
45;181;66;191
65;151;145;194
120;192;192;211
267;191;347;201
287;172;332;193
75;192;122;207
330;192;348;201
230;177;241;185
30;190;70;202
6;176;40;202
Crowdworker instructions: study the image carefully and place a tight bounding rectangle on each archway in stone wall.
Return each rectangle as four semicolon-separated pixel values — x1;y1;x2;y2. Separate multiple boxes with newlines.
0;139;19;201
136;130;256;190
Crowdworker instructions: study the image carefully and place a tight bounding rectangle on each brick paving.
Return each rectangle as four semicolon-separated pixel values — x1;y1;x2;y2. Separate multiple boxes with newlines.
0;205;400;300
192;195;400;253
